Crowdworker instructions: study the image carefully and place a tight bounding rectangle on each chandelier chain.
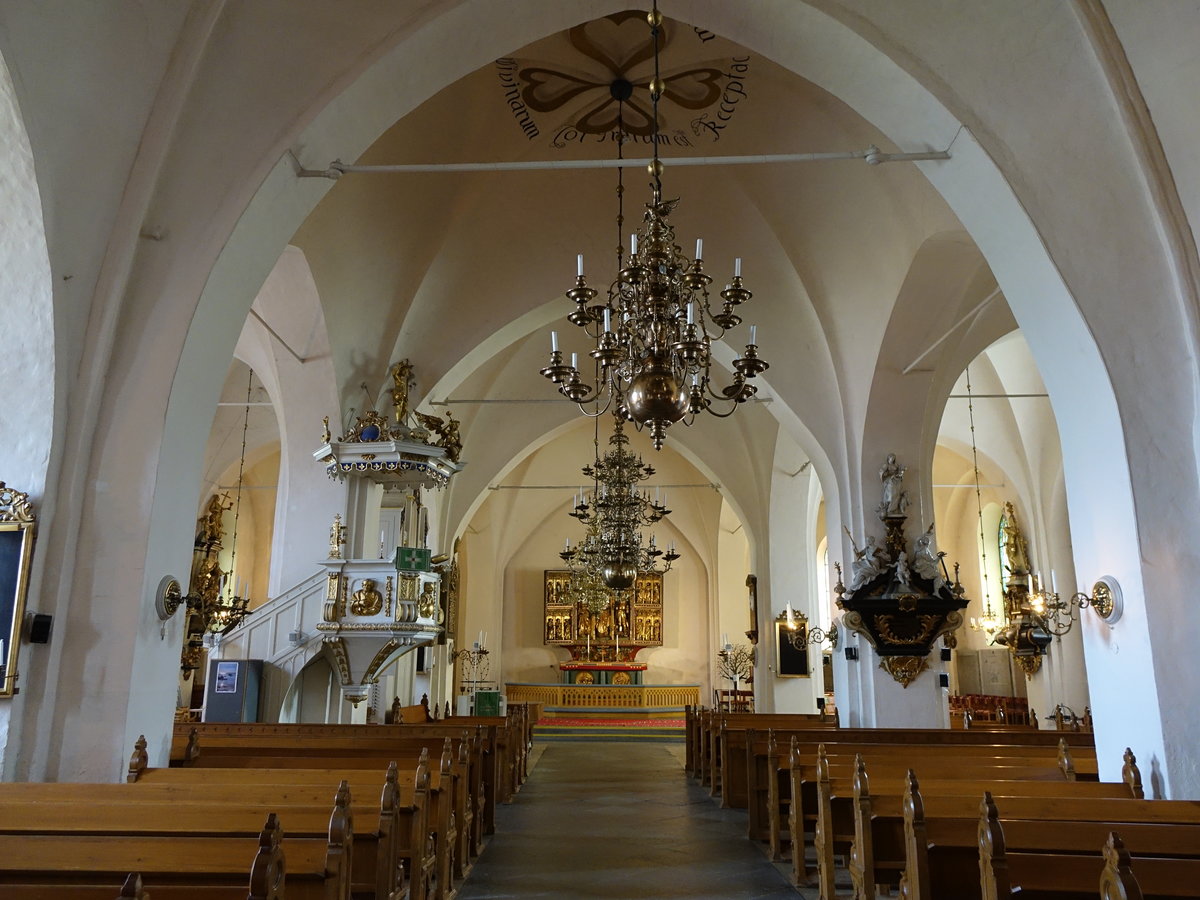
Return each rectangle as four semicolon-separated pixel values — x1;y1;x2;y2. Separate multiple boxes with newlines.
226;369;253;602
965;365;996;620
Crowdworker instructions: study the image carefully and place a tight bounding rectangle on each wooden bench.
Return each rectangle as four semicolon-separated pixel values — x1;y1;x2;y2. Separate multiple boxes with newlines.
905;783;1200;899
795;744;1133;894
0;810;322;899
747;729;1096;858
0;785;410;900
845;751;1159;898
174;731;474;880
173;723;488;861
178;717;513;837
147;751;453;900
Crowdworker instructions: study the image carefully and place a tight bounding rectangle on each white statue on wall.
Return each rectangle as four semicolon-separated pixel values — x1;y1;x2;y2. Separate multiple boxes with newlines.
878;453;909;518
912;520;946;589
846;527;889;590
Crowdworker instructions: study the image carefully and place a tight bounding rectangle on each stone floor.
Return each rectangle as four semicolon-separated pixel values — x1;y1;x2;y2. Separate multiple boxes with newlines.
456;741;800;899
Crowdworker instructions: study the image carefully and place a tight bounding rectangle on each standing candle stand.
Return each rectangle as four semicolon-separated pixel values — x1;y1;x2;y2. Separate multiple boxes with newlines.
716;642;754;712
454;644;490;693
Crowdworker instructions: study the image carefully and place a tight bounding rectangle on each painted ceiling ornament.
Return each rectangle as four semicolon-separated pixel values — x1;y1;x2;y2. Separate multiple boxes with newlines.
500;12;750;145
836;454;970;688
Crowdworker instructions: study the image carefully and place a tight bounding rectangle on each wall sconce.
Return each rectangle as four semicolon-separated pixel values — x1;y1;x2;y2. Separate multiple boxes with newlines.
781;601;839;649
1028;576;1120;632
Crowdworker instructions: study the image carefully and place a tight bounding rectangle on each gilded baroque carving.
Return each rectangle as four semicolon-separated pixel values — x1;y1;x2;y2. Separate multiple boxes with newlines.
350;578;384;616
878;655;929;688
326;638;352;685
363;638;401;683
0;482;35;523
400;575;418;601
874;613;940;647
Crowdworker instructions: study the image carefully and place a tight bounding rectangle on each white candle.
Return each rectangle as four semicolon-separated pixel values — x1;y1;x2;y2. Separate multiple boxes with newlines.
551;331;558;352
749;325;757;345
565;538;570;551
603;308;611;332
478;630;484;647
577;254;584;277
722;632;728;646
571;352;578;369
1051;569;1058;594
734;258;742;277
695;238;703;259
631;234;638;255
687;302;694;325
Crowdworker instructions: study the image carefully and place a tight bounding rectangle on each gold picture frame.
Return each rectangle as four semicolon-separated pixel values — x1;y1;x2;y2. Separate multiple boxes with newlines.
0;482;36;698
774;616;811;678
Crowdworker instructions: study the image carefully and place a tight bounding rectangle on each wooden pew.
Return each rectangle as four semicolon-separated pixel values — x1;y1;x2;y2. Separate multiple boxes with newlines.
751;730;1095;858
173;723;488;861
763;731;1095;864
848;755;1164;899
897;777;1200;900
799;746;1131;895
150;750;453;900
125;744;430;900
781;729;1099;887
707;712;836;802
0;812;305;899
176;731;472;880
178;718;508;840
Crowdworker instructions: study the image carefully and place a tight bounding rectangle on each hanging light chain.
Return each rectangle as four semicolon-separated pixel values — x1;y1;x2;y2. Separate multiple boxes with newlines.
965;365;997;624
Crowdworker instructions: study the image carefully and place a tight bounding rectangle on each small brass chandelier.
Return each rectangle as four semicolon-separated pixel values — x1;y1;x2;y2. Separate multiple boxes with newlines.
540;3;768;450
562;417;680;590
160;370;256;671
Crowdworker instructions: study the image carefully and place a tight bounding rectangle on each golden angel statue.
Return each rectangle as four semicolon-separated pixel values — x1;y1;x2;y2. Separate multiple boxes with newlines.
414;410;463;462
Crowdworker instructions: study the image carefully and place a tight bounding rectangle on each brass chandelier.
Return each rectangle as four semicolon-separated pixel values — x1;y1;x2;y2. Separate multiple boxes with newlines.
561;417;680;591
540;3;768;450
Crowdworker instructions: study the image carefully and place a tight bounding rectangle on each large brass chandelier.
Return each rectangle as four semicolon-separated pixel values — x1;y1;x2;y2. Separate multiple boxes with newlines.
561;417;680;590
540;3;768;450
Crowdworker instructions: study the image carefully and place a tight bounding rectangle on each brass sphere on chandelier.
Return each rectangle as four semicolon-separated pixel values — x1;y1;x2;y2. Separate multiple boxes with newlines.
624;359;690;426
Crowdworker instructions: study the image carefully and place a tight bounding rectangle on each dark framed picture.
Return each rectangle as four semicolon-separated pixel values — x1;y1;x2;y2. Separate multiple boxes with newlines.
775;618;811;678
0;484;36;698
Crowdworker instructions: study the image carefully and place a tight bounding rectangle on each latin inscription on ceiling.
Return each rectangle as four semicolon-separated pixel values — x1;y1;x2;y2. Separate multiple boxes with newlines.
496;13;749;150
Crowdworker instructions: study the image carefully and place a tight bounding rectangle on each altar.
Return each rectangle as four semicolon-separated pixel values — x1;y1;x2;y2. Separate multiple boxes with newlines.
559;661;647;685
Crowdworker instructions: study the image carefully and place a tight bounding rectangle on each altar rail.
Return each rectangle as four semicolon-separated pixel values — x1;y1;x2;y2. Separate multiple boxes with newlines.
506;683;700;709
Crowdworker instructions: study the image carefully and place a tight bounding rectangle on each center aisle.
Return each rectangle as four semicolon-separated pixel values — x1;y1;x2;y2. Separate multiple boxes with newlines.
457;741;797;899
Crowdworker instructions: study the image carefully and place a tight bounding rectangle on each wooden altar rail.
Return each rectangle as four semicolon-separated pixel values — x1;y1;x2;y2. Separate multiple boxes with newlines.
506;683;700;709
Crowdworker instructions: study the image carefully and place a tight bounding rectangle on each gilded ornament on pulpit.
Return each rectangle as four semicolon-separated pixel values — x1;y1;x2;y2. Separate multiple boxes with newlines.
400;575;418;601
350;579;384;616
418;581;443;621
329;513;346;559
384;576;393;618
879;655;928;688
391;359;414;426
414;411;463;463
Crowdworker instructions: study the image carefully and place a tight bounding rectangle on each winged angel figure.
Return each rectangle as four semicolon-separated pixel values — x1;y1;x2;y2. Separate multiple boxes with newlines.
414;411;463;463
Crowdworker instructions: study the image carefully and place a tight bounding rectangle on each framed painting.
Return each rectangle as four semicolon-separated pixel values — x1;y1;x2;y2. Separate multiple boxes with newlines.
774;617;811;678
0;483;36;698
